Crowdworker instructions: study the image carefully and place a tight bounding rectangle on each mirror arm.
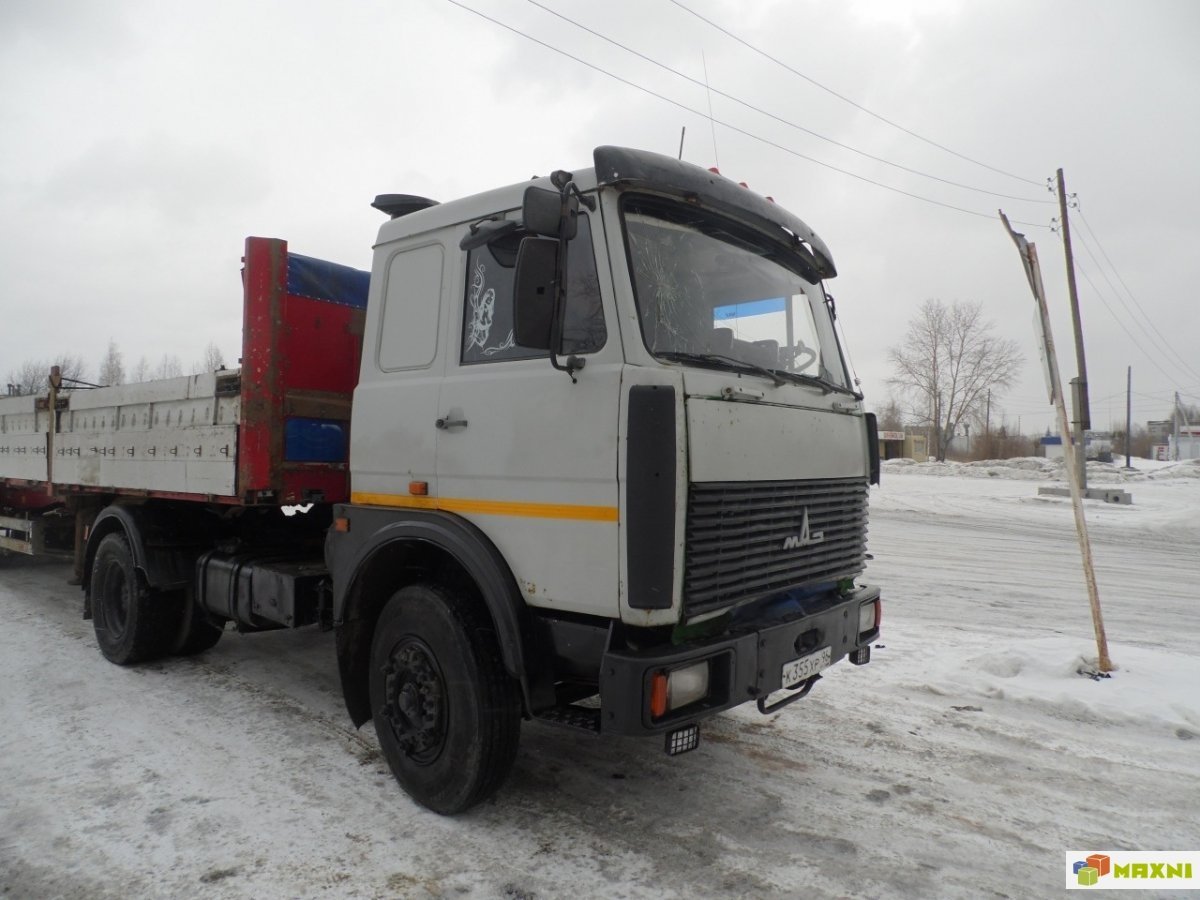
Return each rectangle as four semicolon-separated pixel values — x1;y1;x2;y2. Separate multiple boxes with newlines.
570;183;596;211
546;178;589;383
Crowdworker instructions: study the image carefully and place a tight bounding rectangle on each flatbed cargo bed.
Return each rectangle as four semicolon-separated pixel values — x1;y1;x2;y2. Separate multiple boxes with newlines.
0;238;367;509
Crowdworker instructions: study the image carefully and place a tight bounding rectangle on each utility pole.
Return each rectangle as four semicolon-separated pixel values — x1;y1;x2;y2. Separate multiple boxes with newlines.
985;389;992;455
1175;392;1184;460
1125;366;1132;468
1057;168;1090;490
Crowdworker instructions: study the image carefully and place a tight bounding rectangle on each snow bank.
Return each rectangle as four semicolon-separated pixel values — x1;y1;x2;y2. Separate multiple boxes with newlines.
883;456;1200;483
893;634;1200;733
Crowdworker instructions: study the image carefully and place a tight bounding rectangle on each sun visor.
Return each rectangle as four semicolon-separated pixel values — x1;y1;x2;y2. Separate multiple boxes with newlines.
593;145;837;279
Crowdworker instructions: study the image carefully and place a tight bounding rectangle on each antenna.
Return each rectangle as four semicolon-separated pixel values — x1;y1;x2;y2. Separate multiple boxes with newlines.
678;125;686;160
701;50;719;168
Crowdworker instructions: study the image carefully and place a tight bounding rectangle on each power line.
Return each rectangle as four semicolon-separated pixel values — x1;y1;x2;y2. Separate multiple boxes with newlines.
525;0;1052;204
1073;208;1200;383
668;0;1046;188
1070;225;1200;383
1073;258;1181;385
444;0;1051;227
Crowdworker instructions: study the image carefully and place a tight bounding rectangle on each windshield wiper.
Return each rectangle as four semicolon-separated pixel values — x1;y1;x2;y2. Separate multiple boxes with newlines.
656;351;786;386
658;350;863;398
779;370;862;399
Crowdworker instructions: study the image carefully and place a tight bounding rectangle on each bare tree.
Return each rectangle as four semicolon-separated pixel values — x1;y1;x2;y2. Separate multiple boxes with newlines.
98;339;125;386
130;355;150;383
6;354;89;395
154;354;184;380
194;341;225;373
888;299;1023;461
874;397;905;432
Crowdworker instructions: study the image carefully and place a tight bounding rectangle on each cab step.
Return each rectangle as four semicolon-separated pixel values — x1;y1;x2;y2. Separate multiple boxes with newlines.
534;704;601;733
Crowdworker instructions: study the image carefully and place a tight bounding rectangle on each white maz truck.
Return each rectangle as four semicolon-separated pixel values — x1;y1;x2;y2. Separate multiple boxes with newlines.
0;146;881;813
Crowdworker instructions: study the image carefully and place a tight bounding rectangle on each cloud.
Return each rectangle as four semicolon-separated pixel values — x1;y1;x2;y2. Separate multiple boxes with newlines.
38;135;271;225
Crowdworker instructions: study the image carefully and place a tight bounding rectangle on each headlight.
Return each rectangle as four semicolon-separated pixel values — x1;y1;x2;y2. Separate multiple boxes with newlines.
650;661;711;719
859;599;880;633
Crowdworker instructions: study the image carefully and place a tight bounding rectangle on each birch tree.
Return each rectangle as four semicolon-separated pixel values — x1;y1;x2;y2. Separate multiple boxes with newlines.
888;299;1023;461
98;340;125;386
6;355;89;395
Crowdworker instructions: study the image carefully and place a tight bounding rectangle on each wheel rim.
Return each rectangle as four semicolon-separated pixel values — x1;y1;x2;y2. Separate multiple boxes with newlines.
379;638;446;765
101;565;130;636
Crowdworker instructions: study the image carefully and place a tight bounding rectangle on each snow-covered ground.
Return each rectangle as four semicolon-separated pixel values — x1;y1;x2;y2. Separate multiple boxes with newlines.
2;459;1197;899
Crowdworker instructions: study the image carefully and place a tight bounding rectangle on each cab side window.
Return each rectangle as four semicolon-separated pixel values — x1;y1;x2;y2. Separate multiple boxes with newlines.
460;214;607;364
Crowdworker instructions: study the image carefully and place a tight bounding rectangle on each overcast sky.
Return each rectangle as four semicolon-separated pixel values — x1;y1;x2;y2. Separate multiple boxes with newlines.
2;0;1197;434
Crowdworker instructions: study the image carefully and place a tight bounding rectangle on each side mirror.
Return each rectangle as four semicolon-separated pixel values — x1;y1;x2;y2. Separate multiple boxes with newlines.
513;237;559;350
865;412;880;485
523;186;577;240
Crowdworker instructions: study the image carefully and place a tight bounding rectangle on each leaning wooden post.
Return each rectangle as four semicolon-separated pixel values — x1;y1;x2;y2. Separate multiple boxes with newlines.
46;365;62;497
1000;212;1112;673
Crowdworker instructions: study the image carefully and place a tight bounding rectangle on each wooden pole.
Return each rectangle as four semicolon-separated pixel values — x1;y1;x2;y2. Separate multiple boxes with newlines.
46;366;61;496
1125;366;1132;468
1057;168;1090;490
1000;212;1113;673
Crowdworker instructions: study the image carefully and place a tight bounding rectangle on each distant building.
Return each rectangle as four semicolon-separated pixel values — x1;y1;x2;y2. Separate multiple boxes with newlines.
1038;432;1111;461
1040;434;1064;459
878;430;928;461
1168;426;1200;461
1147;420;1172;443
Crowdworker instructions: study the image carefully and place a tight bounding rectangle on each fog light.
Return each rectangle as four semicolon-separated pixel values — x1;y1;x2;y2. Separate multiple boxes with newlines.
859;599;880;634
665;723;700;755
668;661;710;711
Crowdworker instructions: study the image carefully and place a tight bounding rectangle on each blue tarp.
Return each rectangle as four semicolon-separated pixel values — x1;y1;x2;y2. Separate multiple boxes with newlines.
286;253;370;309
285;417;347;463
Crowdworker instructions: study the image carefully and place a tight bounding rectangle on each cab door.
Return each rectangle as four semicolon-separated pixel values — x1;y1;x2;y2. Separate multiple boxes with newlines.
435;213;623;617
350;240;447;502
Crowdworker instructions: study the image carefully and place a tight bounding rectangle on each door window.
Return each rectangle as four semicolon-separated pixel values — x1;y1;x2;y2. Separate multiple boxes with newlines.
461;214;607;364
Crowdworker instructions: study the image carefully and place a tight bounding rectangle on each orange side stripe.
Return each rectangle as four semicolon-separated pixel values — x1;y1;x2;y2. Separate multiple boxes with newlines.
349;492;618;522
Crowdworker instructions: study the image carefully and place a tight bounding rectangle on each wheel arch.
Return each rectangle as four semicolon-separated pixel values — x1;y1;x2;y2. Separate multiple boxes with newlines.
82;503;217;617
329;508;543;727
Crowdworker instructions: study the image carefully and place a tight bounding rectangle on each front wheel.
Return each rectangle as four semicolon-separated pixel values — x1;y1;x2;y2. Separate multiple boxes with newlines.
369;583;521;814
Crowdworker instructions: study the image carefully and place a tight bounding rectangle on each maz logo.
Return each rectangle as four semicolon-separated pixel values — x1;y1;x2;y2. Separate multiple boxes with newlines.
782;509;824;549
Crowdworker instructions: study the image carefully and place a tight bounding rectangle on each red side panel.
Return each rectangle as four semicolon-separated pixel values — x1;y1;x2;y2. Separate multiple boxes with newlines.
0;484;61;512
237;238;364;505
238;237;286;500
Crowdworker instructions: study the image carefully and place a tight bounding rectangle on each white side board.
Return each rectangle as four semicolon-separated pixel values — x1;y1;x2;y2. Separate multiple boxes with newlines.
0;372;241;496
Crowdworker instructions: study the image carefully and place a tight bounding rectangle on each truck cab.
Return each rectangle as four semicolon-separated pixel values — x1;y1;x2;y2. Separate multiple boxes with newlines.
327;146;881;812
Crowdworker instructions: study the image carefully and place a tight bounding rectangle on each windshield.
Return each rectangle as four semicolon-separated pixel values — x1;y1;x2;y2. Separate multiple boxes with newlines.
622;195;851;391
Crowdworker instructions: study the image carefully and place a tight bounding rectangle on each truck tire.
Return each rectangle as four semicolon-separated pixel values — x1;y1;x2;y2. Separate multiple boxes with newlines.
90;533;181;665
369;582;521;814
173;598;225;657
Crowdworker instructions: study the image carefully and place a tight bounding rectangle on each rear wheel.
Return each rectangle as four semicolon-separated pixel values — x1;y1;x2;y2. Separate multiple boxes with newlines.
173;598;225;656
369;582;521;814
90;533;181;665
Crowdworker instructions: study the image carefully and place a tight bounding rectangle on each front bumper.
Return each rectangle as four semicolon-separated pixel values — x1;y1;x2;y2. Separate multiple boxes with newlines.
599;584;880;735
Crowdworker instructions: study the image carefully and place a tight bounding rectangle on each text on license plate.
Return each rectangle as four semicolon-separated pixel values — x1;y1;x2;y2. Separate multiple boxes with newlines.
781;646;832;688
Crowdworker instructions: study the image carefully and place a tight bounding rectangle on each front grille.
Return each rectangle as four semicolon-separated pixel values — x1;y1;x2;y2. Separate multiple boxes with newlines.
683;477;869;616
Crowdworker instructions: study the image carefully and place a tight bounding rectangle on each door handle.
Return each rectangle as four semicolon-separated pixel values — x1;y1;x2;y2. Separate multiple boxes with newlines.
435;417;468;430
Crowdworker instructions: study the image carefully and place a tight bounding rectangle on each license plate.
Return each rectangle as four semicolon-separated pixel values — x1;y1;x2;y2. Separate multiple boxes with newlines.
781;646;832;688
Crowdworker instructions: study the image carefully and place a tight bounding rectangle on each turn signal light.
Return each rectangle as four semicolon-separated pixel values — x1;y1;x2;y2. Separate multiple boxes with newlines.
650;671;669;719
